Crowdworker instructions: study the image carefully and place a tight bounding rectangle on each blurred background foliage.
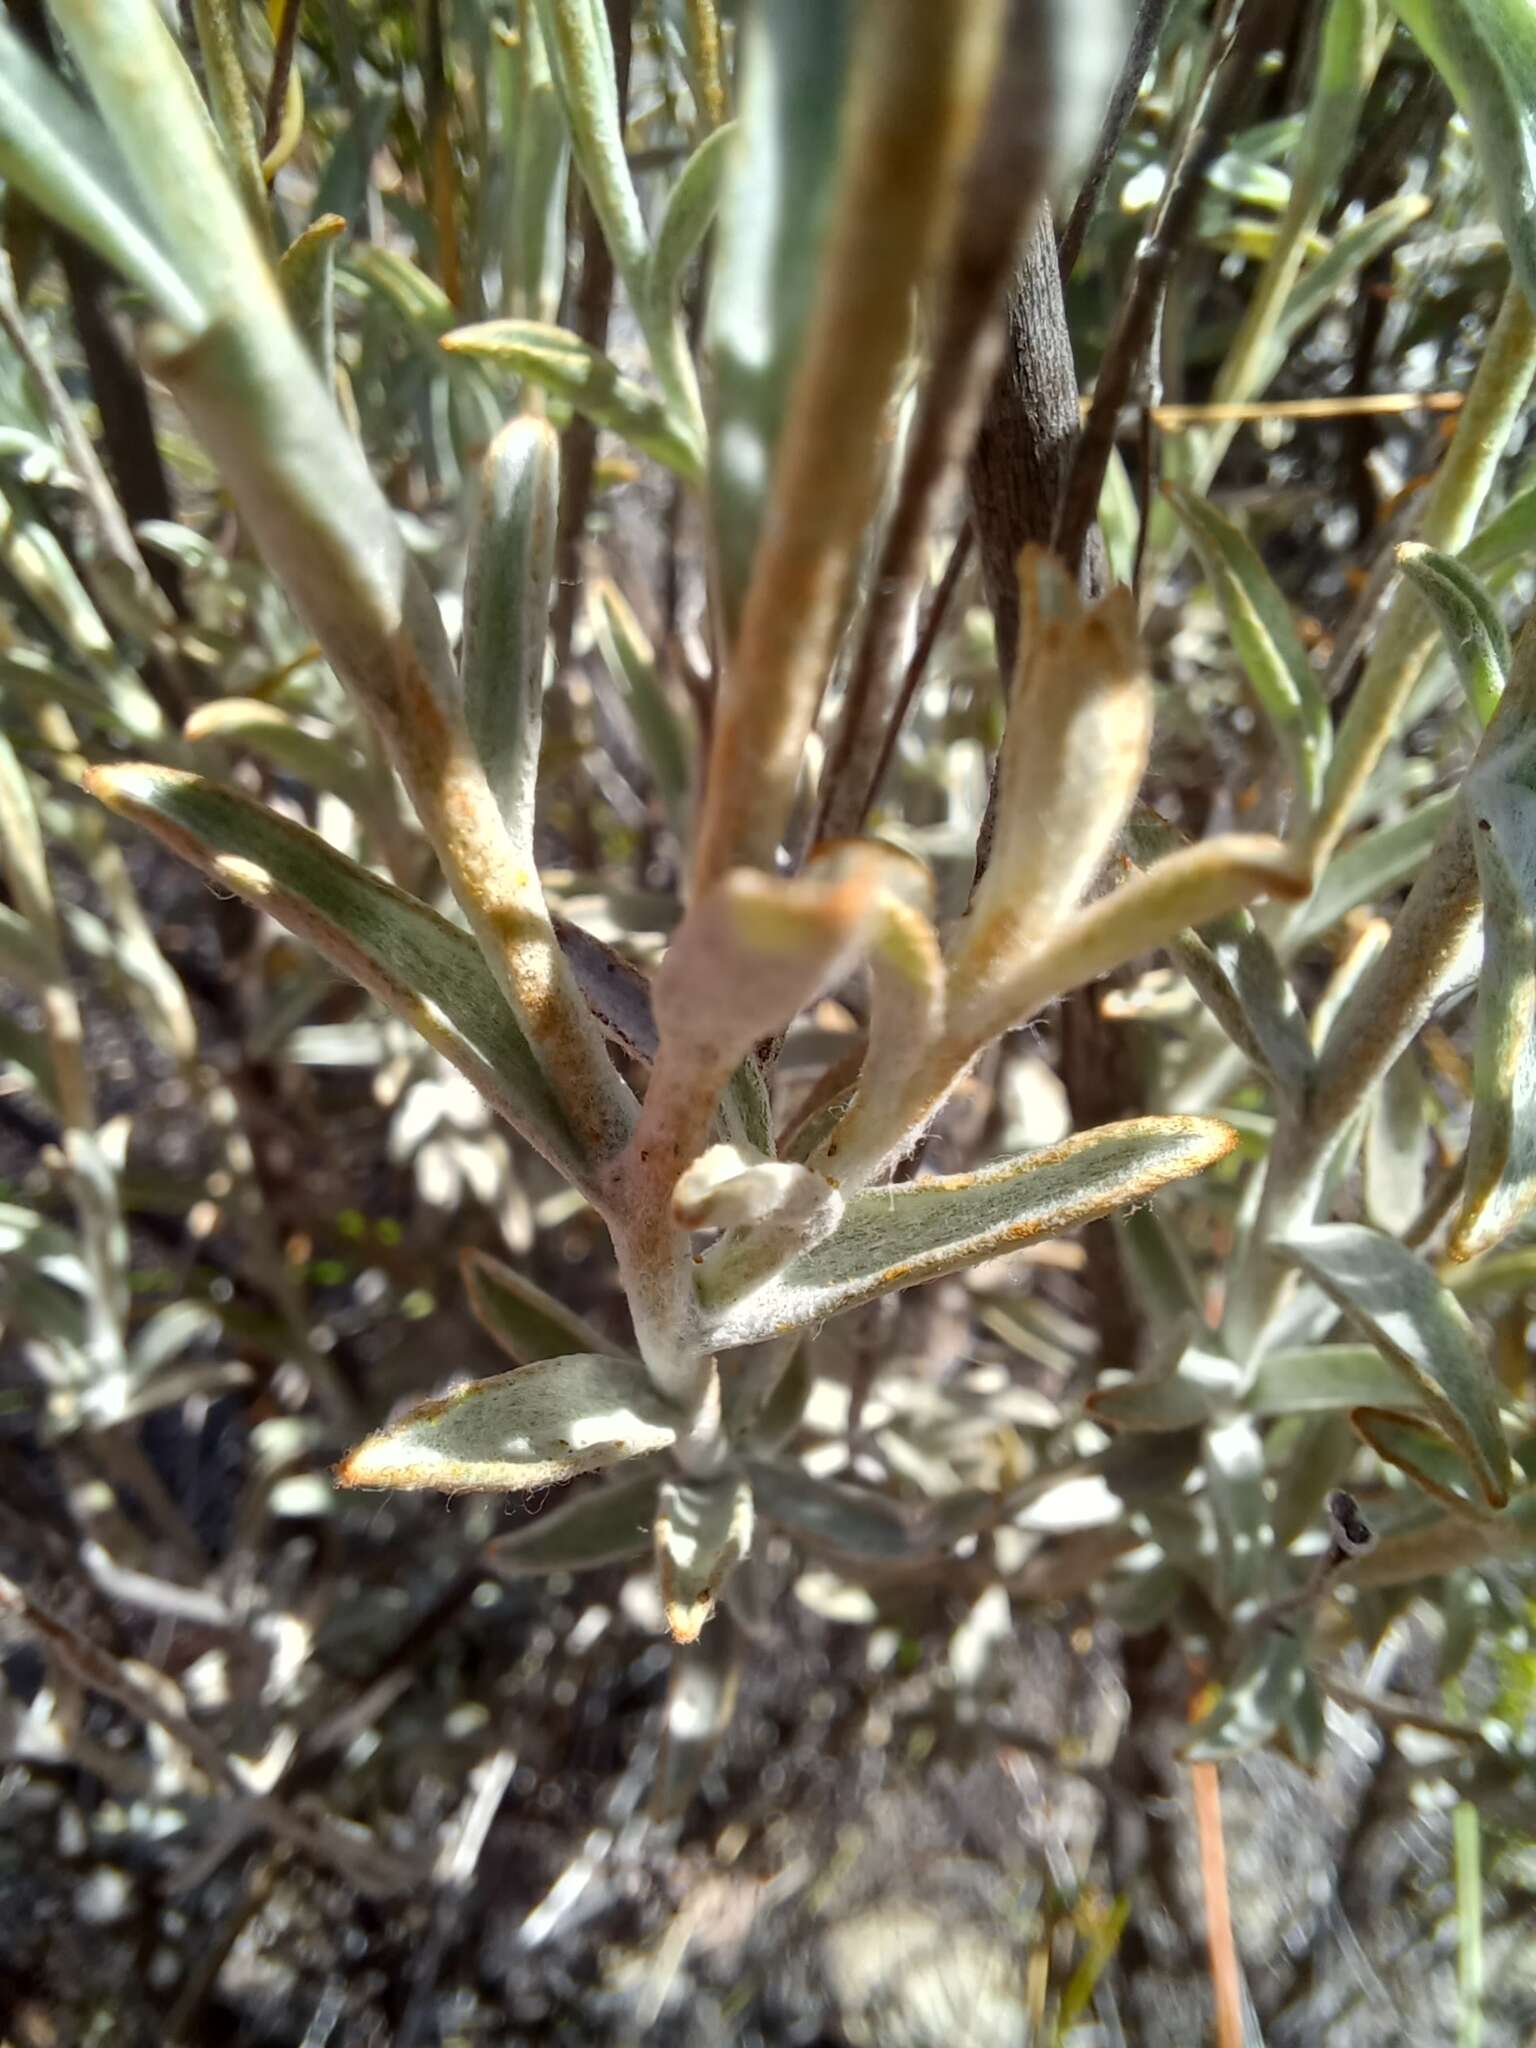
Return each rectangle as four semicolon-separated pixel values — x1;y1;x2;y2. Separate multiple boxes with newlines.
0;1;1534;2043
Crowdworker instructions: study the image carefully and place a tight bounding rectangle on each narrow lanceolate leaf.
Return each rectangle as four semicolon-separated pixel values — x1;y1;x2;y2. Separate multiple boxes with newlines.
1397;543;1510;728
532;0;702;442
460;417;559;854
462;1247;620;1366
747;1459;921;1561
652;1621;742;1820
1343;1490;1536;1588
708;0;855;633
646;120;736;321
1394;0;1536;316
1087;1345;1241;1433
1272;194;1430;352
957;836;1312;1054
1248;1344;1434;1416
278;213;345;377
0;24;204;334
1292;791;1457;946
441;322;702;478
655;1474;754;1642
950;555;1152;1018
703;1117;1238;1348
335;1353;680;1493
552;913;658;1065
182;699;373;811
85;765;585;1185
501;11;568;323
1125;809;1313;1100
1454;622;1536;1260
484;1469;657;1574
349;242;454;338
1348;1411;1507;1517
1165;483;1331;812
590;578;694;842
1281;1225;1511;1509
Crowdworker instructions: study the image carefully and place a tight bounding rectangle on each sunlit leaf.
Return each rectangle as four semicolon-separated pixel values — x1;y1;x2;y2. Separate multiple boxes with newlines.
335;1353;681;1493
533;0;702;439
958;835;1311;1053
673;1143;837;1236
182;698;373;811
0;22;204;333
1273;195;1431;351
951;555;1152;1015
705;1117;1238;1346
442;321;703;478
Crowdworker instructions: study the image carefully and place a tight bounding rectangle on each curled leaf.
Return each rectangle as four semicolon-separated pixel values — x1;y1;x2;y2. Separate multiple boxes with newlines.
335;1353;681;1493
1396;542;1510;728
649;841;914;1139
278;212;344;376
673;1143;838;1236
